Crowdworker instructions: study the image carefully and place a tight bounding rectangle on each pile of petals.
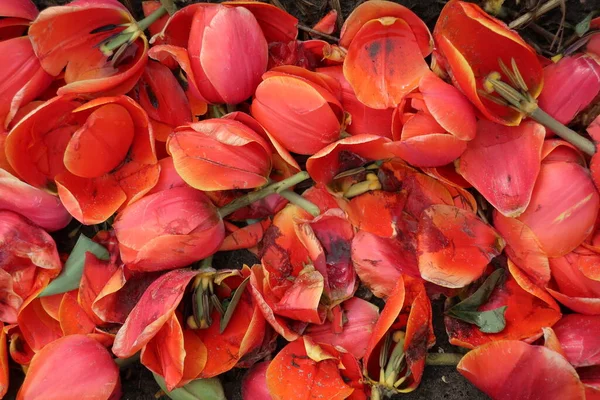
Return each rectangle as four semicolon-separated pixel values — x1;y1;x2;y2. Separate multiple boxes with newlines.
1;0;600;399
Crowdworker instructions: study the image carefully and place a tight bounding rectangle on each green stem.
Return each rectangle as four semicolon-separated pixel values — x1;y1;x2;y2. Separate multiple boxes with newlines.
279;190;320;217
531;108;596;156
219;172;311;218
425;353;463;366
101;6;167;54
219;171;310;218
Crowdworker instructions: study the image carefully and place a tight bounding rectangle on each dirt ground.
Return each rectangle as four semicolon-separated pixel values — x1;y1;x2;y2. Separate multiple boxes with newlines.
20;0;599;399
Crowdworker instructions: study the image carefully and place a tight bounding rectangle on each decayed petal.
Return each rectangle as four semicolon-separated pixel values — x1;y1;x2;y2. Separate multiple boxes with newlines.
17;335;120;400
307;134;392;185
112;269;198;358
343;17;429;109
457;120;545;217
417;204;504;288
458;340;585;400
346;190;407;238
517;162;599;257
274;267;325;324
266;338;354;400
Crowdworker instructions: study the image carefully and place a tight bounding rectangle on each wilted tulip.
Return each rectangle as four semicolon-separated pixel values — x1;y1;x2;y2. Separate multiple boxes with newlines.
167;118;272;191
0;169;71;231
0;36;52;128
0;0;37;40
17;335;121;400
6;95;159;224
150;3;271;104
433;0;543;126
340;0;433;109
113;186;225;271
362;275;435;396
386;72;477;167
266;336;364;400
537;54;600;127
28;0;151;97
251;66;345;154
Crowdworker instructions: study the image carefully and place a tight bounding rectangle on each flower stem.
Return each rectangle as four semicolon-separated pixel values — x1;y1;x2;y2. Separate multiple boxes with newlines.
115;352;141;369
219;172;312;218
101;6;167;54
279;190;320;217
425;353;463;366
531;108;596;156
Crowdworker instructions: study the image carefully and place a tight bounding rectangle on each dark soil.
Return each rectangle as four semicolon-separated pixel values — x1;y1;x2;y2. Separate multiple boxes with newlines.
21;0;597;399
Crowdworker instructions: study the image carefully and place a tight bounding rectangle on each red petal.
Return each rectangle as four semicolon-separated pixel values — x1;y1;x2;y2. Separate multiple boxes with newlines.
346;190;407;238
553;314;600;367
458;120;545;217
223;1;298;42
18;335;120;400
58;291;96;335
386;132;467;168
458;341;585;400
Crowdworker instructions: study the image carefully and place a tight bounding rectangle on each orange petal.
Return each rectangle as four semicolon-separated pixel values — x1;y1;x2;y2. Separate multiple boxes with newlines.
58;291;96;335
458;340;585;400
339;0;432;56
313;10;337;35
0;323;7;398
274;267;325;324
17;335;120;400
386;131;467;167
112;269;198;358
343;17;429;109
458;120;545;217
346;190;407;238
17;298;62;352
417;204;505;288
78;253;119;326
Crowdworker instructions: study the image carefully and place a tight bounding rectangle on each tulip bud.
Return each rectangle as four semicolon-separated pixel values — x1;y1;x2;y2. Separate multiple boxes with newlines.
113;186;225;271
167;118;272;191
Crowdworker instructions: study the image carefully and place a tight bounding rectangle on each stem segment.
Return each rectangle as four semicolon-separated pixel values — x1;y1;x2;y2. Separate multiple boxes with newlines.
219;172;313;218
425;353;463;366
101;6;167;54
531;108;596;156
279;190;320;217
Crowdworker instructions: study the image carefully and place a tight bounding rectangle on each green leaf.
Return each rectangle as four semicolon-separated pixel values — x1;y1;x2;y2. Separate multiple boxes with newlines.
153;373;226;400
220;277;249;334
451;269;505;311
446;269;507;333
447;306;508;333
38;234;109;297
576;12;596;37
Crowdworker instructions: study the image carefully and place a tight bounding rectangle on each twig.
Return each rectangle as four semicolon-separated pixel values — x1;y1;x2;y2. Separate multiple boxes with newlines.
509;0;562;29
298;24;340;42
328;0;344;32
269;0;287;12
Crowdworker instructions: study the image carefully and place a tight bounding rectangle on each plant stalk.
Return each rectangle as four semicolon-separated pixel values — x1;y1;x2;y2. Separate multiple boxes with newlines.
425;353;464;366
101;6;167;54
531;108;596;156
219;172;312;217
279;189;320;217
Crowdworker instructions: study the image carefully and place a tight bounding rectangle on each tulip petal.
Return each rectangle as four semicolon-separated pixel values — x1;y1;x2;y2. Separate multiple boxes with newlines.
346;190;407;238
517;162;599;257
224;1;298;42
343;17;429;109
417;205;505;288
386;132;467;168
458;340;585;400
553;314;600;367
274;267;325;324
58;291;96;335
17;335;120;400
458;120;544;217
112;269;198;358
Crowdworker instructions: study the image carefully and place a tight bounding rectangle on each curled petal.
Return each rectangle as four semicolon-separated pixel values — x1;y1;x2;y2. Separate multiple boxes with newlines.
386;131;467;168
553;314;600;367
112;269;198;358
